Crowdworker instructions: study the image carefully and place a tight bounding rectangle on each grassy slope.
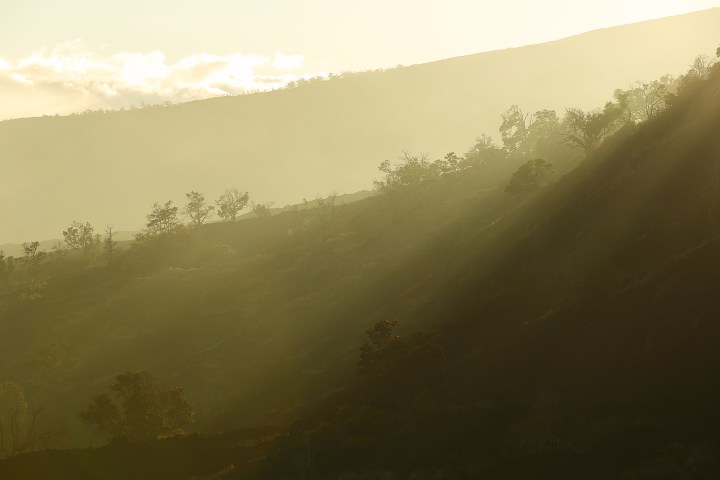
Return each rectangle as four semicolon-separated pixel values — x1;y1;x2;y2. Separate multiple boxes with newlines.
309;65;720;478
0;151;529;449
5;70;720;477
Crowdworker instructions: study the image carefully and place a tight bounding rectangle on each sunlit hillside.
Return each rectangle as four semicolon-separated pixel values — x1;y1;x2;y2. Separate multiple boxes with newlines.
1;8;718;244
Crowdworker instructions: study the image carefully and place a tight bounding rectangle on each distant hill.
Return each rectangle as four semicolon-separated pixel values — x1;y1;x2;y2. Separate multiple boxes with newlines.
0;233;136;258
1;8;719;244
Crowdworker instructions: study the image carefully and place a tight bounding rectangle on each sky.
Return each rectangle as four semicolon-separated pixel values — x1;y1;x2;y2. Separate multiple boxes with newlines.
0;0;719;119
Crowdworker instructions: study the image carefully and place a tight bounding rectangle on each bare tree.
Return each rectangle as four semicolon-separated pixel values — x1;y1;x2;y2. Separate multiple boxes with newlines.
639;77;672;120
689;54;715;79
215;188;250;222
0;382;59;459
562;102;622;154
183;191;214;226
104;226;117;265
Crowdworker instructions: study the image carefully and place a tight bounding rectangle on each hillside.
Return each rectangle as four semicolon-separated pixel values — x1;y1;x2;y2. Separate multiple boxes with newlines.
257;59;720;478
0;61;715;480
2;8;719;244
1;58;720;478
0;148;531;450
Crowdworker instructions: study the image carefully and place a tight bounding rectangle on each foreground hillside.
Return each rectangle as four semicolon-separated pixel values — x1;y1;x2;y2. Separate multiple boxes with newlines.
2;8;719;244
226;63;720;479
0;145;536;451
239;56;720;480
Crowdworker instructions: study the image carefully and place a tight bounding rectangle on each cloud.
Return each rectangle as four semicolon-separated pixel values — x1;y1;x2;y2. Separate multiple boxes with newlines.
0;40;326;120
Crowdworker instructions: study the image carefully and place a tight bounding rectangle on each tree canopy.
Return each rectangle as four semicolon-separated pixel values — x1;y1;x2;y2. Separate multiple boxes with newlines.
183;191;214;226
80;371;194;443
216;188;250;222
135;201;180;241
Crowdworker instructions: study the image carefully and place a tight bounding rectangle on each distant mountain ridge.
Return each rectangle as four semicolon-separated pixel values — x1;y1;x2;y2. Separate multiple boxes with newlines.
1;8;719;244
0;190;374;256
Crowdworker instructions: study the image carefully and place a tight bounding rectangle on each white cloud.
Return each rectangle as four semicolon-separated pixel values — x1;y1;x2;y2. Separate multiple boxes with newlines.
0;40;325;120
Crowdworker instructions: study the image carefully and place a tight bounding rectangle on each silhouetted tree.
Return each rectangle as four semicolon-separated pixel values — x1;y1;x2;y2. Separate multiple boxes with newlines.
357;319;445;393
499;107;563;160
689;54;715;79
21;242;40;265
506;159;554;194
216;188;250;222
104;226;117;265
526;109;561;157
62;221;96;256
80;371;194;443
374;152;442;192
251;201;274;219
463;135;506;167
358;319;401;376
672;55;717;99
438;152;463;174
20;242;44;279
183;191;214;226
135;201;179;241
562;102;622;154
615;76;674;124
500;105;531;156
0;382;57;459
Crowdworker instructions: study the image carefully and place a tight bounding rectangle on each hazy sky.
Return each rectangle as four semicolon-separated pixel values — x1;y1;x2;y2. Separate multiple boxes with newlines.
0;0;719;119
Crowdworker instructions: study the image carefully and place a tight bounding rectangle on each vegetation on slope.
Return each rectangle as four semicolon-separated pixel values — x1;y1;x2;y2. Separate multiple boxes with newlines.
0;47;719;479
255;54;720;480
1;7;719;244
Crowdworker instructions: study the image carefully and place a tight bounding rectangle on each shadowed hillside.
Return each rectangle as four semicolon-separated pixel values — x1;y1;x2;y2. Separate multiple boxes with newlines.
253;59;720;479
1;53;720;478
2;8;719;244
0;150;531;449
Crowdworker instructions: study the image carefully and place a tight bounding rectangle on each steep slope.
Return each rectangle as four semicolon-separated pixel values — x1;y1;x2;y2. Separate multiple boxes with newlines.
262;65;720;479
2;48;720;480
1;8;719;244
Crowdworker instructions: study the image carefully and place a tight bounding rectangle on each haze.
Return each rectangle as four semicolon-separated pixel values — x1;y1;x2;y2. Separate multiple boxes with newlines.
3;2;720;479
0;0;718;119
